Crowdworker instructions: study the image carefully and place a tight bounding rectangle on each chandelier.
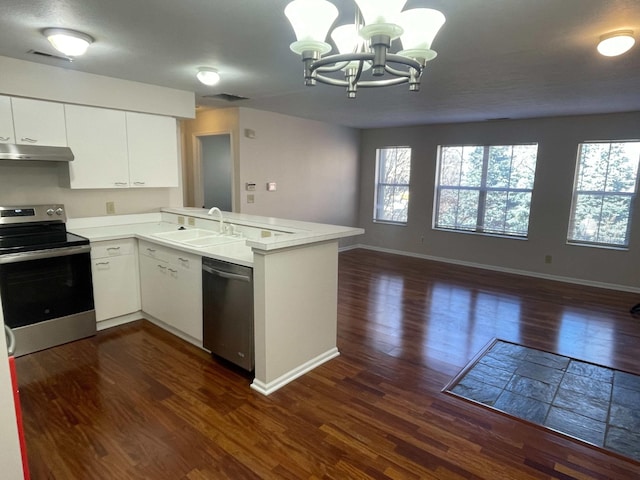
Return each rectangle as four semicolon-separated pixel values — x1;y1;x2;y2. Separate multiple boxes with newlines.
284;0;446;98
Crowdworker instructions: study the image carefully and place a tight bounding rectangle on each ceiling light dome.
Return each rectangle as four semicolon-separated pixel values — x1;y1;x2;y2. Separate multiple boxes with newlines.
196;67;221;86
44;28;93;57
597;30;635;57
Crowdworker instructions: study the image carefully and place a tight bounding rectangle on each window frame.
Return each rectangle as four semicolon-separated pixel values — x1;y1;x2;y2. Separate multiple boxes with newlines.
433;143;539;238
567;139;640;249
373;146;412;225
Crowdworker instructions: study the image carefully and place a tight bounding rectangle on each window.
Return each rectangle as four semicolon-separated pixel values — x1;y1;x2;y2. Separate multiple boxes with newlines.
568;141;640;247
374;147;411;224
434;144;538;237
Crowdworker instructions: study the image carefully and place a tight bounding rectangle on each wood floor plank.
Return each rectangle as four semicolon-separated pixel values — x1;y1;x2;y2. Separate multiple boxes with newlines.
14;248;640;479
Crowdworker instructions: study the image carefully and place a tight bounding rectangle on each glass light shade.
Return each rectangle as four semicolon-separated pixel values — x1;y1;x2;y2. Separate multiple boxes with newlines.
285;0;338;44
44;28;93;56
330;24;371;71
196;67;220;86
597;31;635;57
399;8;446;51
354;0;407;25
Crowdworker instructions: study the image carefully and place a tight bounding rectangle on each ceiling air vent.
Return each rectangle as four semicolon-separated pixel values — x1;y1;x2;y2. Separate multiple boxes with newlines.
202;93;249;102
28;49;72;62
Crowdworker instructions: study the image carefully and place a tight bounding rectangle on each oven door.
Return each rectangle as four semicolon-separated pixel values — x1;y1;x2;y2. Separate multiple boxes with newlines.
0;246;96;356
0;246;94;328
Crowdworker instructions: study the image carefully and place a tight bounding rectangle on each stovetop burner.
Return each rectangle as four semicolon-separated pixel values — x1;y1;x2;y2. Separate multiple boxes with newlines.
0;205;89;255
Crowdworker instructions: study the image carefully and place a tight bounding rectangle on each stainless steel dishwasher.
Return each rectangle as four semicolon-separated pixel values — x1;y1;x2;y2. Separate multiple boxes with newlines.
202;257;254;371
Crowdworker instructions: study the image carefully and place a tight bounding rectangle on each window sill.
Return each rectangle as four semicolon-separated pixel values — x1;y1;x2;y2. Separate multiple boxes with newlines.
432;227;528;241
566;241;628;251
373;220;408;227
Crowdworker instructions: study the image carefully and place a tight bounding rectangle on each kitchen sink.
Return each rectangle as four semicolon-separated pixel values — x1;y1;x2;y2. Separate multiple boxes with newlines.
152;228;243;247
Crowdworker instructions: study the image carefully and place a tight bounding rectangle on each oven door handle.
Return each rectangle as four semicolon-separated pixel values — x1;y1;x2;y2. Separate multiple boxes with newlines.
0;245;91;265
5;325;16;357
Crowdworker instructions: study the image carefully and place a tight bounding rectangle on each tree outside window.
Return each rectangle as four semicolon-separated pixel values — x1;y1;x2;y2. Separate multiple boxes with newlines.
568;141;640;247
374;147;411;224
435;144;538;237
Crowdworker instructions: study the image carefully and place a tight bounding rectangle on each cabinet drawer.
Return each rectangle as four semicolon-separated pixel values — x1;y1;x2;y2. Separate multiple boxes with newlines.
171;251;201;271
91;238;136;259
138;240;171;262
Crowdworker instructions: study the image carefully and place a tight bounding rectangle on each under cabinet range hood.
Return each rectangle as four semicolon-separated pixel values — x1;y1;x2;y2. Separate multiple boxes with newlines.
0;144;74;162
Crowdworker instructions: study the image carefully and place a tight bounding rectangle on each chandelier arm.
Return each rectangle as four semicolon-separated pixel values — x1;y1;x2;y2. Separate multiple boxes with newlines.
316;61;350;73
309;52;375;72
356;77;409;88
384;53;423;72
313;74;350;87
383;64;412;78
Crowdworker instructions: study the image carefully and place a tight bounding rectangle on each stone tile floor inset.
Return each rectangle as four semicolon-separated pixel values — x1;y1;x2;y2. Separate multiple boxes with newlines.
444;339;640;464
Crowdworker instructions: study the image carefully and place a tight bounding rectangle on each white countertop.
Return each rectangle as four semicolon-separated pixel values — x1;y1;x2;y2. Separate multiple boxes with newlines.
162;208;364;251
68;209;363;267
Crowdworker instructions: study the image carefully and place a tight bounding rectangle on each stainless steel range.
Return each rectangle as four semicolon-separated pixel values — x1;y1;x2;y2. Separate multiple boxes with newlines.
0;204;95;356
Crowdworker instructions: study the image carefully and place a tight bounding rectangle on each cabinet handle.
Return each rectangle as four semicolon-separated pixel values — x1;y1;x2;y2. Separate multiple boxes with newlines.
133;181;146;185
114;182;128;186
168;268;178;273
107;247;121;251
0;136;9;142
147;248;156;253
158;264;167;269
178;257;188;262
95;261;110;266
21;137;38;143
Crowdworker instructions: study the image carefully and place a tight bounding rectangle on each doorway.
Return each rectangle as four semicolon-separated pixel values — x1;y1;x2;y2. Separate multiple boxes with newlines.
197;133;232;210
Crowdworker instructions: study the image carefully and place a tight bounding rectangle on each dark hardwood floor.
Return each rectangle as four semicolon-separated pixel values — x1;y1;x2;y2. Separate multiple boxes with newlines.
15;249;640;479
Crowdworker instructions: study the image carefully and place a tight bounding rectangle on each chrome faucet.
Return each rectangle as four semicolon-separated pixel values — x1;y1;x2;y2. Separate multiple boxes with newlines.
207;207;225;234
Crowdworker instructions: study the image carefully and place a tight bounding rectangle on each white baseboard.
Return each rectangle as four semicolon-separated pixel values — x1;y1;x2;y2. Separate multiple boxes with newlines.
353;244;640;294
141;313;204;349
96;312;143;331
251;347;340;396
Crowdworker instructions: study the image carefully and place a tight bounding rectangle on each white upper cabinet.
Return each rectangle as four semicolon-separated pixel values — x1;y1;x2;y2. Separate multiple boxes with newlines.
0;96;15;144
65;107;179;189
126;112;179;188
11;97;67;147
66;105;130;189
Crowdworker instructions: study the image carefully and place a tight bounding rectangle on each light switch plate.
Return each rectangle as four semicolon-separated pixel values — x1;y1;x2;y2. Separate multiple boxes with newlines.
247;194;255;204
267;182;277;191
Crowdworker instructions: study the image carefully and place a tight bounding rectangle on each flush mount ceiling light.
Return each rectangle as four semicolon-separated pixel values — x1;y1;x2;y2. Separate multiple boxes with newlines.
196;67;221;86
597;30;635;57
284;0;446;98
44;28;93;57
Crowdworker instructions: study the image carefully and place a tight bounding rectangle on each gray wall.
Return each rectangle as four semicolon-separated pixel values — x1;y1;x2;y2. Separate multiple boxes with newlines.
357;112;640;290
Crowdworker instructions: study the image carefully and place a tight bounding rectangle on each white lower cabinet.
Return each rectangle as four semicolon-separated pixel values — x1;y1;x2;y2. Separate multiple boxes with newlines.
138;241;202;342
91;239;141;322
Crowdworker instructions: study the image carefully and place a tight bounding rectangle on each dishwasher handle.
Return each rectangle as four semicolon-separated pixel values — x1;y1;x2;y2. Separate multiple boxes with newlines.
5;325;16;357
203;264;251;282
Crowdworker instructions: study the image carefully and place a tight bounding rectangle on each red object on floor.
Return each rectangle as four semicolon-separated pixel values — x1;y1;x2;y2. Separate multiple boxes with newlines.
8;356;30;480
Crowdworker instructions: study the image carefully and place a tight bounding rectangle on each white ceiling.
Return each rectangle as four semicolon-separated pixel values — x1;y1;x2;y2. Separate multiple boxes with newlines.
1;0;639;128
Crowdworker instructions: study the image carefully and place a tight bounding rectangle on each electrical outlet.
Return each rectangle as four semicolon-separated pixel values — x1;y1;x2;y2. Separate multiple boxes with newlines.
106;201;115;215
178;216;185;225
247;194;255;204
544;255;552;264
261;230;272;238
188;217;196;226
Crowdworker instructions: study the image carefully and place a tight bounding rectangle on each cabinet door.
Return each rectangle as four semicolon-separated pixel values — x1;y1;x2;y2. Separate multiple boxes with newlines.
0;95;15;144
11;98;67;146
92;255;141;322
139;254;170;322
66;105;130;189
126;112;179;187
167;260;202;341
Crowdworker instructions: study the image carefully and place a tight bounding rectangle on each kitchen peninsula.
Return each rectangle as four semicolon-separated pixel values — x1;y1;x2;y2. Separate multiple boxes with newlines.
68;208;363;395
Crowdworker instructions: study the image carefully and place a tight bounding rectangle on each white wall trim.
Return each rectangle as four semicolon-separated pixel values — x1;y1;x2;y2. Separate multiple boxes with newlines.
354;244;640;294
96;312;143;331
250;348;340;396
